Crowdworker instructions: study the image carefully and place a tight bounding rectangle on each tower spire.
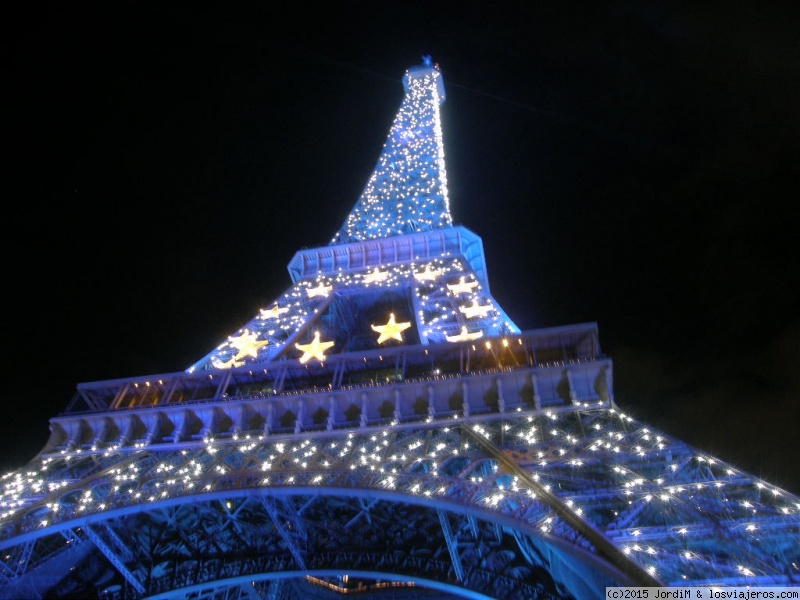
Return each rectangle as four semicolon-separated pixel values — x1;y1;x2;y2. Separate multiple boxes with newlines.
330;59;451;244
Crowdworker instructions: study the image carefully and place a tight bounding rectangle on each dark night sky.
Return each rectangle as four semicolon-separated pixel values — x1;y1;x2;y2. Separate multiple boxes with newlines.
6;3;800;494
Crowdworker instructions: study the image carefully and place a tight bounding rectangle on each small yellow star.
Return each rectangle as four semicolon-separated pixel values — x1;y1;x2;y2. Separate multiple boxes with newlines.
447;277;479;295
307;282;333;298
260;304;289;319
371;313;412;344
459;299;493;319
363;267;389;284
295;331;335;363
445;326;484;343
413;265;442;282
212;357;244;370
229;329;270;360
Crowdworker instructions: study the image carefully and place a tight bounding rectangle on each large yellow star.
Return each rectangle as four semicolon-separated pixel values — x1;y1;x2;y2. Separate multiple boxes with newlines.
307;283;333;298
295;331;335;363
229;329;270;360
447;277;479;295
459;299;493;319
260;304;289;319
445;326;484;343
371;313;412;344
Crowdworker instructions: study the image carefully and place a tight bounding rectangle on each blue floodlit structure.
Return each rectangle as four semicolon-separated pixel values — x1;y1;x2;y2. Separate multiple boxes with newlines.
1;60;797;600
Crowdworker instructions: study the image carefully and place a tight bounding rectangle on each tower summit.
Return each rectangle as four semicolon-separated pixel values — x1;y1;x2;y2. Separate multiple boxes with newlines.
188;58;518;372
331;59;450;244
0;59;797;599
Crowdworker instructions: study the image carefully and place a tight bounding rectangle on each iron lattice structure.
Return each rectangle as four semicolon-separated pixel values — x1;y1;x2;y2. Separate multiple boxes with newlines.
1;60;798;600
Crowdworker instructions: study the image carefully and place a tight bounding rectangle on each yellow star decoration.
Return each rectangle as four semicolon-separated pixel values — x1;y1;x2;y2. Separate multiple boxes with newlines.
295;331;335;364
446;326;484;343
363;267;389;284
459;299;493;319
229;329;270;361
371;313;412;344
212;357;244;370
447;277;479;295
413;265;442;282
307;282;333;298
260;304;289;319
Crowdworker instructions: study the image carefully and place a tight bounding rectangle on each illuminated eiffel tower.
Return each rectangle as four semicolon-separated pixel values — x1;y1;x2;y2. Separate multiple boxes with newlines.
1;58;798;600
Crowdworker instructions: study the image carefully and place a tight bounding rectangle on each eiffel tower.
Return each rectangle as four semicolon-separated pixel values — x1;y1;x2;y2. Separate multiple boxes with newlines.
1;58;798;600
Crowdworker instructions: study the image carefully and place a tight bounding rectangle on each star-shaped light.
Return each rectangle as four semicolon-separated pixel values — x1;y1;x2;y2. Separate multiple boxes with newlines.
260;304;289;319
363;267;389;284
307;283;333;298
371;313;412;344
295;331;335;363
445;326;484;343
212;357;244;370
413;265;442;282
229;329;270;361
447;277;479;295
459;299;493;319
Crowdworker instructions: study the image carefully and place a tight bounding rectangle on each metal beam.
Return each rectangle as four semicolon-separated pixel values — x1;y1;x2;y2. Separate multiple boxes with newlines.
83;525;145;594
437;509;464;582
461;424;662;586
260;496;306;570
345;498;378;529
97;523;135;563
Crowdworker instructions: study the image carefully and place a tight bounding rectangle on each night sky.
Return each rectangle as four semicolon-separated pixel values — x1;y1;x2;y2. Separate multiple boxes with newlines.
6;3;799;494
